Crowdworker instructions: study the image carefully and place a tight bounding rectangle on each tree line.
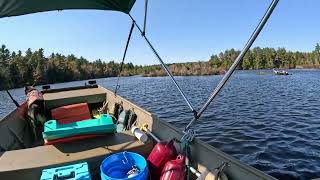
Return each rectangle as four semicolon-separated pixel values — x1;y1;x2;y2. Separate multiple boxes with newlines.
139;43;320;77
0;45;142;90
0;43;319;90
210;44;320;70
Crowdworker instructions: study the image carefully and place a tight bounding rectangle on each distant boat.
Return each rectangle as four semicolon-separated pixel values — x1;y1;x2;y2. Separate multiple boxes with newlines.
273;69;289;75
258;71;267;75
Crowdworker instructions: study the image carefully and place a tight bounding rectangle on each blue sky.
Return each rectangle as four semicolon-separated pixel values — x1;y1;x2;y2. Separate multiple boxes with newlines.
0;0;319;65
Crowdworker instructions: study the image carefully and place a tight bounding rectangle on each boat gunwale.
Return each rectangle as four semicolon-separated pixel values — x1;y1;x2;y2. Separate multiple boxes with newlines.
150;114;276;180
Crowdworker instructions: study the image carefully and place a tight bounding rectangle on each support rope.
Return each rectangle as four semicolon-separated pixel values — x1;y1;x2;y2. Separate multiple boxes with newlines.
114;21;135;95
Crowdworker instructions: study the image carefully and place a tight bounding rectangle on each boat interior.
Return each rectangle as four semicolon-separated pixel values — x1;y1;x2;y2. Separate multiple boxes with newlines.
0;83;275;180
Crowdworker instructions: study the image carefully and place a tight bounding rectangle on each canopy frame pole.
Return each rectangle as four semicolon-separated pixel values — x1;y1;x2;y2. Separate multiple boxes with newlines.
184;0;280;132
142;0;149;35
128;14;197;117
114;20;135;95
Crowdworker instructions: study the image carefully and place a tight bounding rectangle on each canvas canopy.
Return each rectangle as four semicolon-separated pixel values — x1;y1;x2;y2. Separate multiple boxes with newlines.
0;0;136;18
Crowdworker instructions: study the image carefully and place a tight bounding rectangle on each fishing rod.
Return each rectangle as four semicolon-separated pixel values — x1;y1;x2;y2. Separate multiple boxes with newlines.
184;0;280;131
6;89;19;107
5;78;38;108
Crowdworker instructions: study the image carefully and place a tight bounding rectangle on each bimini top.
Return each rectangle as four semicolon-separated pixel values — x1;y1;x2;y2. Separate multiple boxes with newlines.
0;0;136;18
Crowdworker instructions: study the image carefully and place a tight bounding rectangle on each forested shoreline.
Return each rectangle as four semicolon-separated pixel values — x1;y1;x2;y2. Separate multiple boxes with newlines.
0;43;319;90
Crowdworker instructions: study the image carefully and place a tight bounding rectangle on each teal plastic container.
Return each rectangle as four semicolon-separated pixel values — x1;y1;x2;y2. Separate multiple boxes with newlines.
100;151;148;180
43;114;116;140
41;162;91;180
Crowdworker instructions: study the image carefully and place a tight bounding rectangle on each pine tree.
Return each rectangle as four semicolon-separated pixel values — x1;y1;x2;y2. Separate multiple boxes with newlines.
315;43;320;64
0;45;10;68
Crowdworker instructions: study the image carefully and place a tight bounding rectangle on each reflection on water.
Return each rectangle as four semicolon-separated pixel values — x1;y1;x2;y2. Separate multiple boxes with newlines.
1;69;320;179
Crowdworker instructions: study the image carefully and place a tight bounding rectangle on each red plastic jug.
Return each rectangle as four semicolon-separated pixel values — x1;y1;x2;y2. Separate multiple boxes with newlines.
147;139;177;179
160;155;186;180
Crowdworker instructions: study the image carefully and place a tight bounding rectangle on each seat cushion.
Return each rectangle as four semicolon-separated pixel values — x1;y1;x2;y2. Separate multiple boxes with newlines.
51;103;91;124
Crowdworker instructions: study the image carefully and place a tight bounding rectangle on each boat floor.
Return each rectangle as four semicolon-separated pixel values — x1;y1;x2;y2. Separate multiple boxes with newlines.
0;131;153;179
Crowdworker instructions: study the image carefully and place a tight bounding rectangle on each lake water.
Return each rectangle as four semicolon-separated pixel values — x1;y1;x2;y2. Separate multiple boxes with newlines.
1;69;320;179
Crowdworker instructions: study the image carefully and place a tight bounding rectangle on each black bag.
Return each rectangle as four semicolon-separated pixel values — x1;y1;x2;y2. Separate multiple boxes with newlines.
126;110;137;130
110;102;123;120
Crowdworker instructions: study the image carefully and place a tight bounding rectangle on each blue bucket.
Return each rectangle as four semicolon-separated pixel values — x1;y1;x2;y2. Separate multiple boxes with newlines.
100;151;148;180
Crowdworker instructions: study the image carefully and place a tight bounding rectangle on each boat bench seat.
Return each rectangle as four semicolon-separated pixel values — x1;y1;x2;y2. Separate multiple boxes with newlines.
0;131;153;180
43;87;106;109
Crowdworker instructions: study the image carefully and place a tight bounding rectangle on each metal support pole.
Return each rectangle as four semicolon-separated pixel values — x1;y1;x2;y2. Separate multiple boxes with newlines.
184;0;280;131
142;0;148;35
128;14;197;116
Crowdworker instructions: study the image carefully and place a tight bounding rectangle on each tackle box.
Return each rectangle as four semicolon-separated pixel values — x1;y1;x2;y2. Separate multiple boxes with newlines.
40;162;91;180
43;114;116;140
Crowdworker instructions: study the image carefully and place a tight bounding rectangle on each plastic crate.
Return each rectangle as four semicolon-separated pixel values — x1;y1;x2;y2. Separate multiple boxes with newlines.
40;162;91;180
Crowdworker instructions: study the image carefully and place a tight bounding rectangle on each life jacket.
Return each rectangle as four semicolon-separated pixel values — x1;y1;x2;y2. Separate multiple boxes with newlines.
116;110;130;132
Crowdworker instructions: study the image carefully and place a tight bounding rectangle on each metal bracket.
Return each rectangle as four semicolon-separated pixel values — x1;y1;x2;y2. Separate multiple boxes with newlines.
181;129;196;142
213;162;229;180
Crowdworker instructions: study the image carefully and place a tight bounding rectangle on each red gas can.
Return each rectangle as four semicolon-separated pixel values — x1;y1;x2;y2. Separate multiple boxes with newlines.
160;155;186;180
147;139;177;179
